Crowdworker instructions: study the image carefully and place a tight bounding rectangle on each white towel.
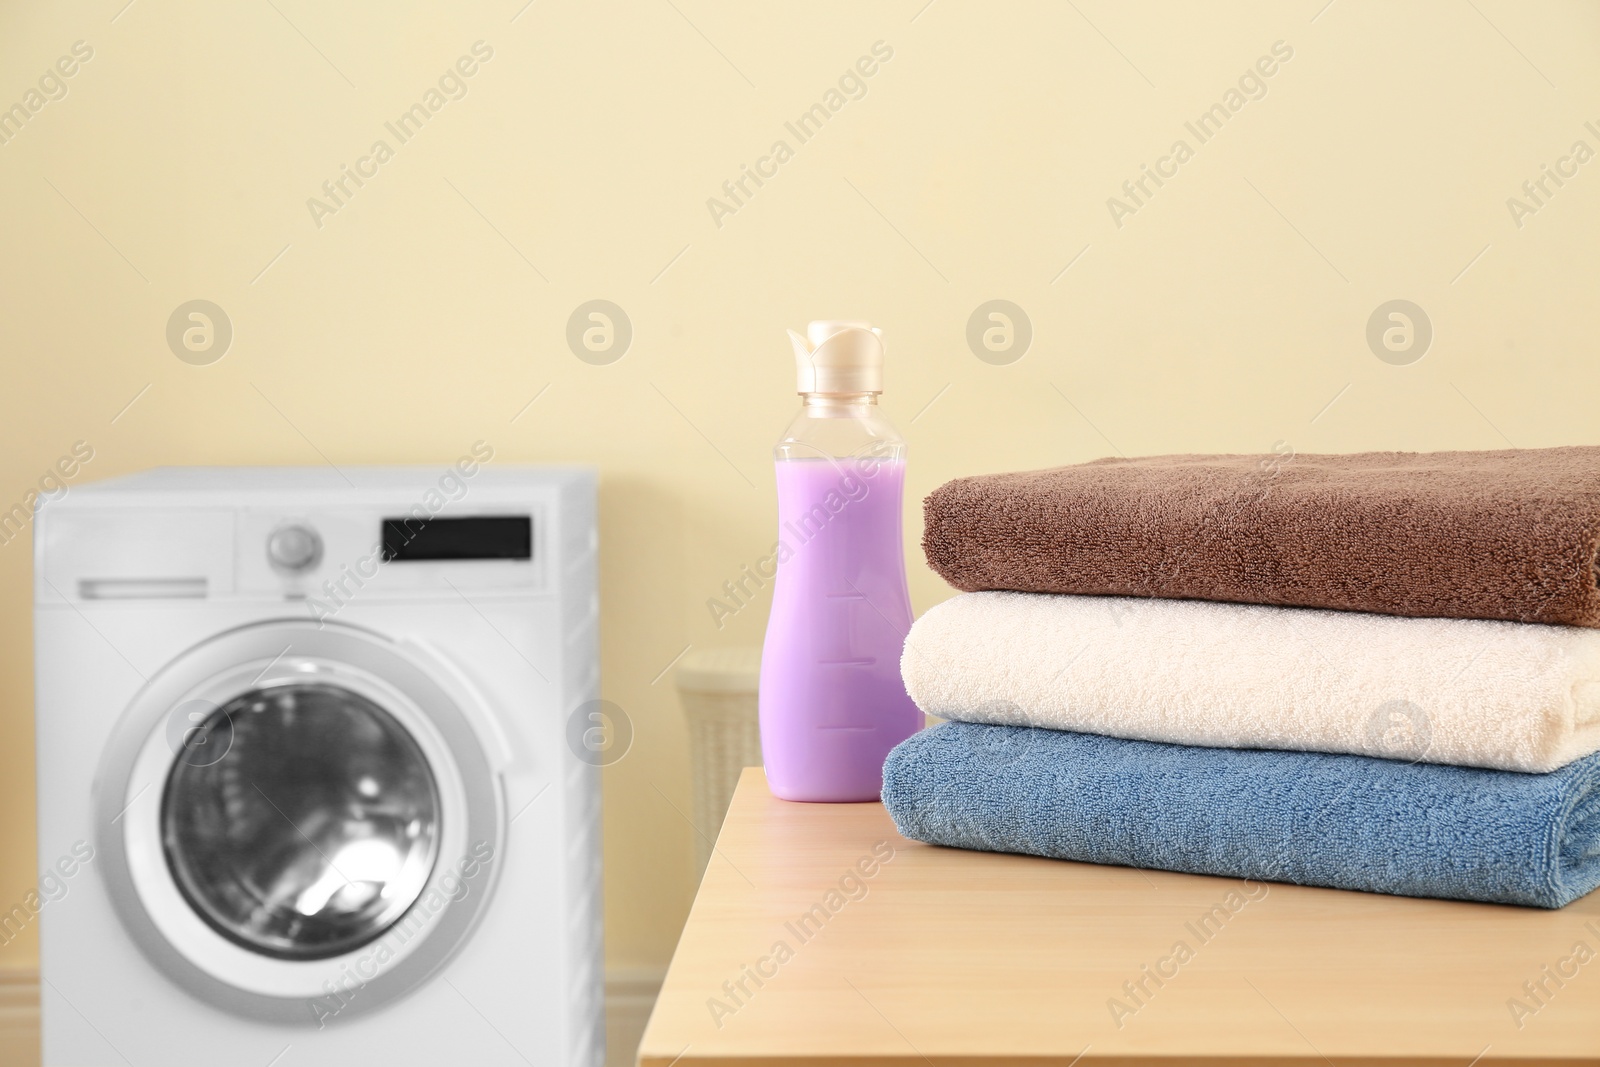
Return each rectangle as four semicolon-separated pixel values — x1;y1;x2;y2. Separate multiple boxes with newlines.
901;591;1600;773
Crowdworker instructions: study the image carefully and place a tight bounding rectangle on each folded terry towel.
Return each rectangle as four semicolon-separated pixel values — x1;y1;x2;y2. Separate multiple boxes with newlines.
922;446;1600;627
902;591;1600;773
882;721;1600;907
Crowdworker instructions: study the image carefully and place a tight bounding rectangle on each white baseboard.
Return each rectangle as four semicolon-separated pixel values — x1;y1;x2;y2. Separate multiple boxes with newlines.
0;963;665;1067
604;965;667;1067
0;967;40;1067
0;966;35;1017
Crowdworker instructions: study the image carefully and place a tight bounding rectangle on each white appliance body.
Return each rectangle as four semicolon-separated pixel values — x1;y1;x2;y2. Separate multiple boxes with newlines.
34;466;601;1066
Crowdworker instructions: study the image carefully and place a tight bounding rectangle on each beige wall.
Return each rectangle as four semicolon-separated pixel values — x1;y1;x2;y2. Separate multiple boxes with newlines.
2;0;1598;972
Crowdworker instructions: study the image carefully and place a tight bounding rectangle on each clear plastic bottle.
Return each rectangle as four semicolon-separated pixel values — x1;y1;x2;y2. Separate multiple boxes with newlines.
758;321;923;802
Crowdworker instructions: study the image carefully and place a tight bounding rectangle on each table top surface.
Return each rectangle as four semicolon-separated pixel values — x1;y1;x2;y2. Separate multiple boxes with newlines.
637;768;1600;1066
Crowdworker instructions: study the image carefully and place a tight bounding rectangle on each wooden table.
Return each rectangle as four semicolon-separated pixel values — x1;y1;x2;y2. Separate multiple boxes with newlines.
638;768;1600;1066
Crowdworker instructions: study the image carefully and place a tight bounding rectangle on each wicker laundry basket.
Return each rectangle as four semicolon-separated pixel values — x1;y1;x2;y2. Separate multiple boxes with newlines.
674;647;762;879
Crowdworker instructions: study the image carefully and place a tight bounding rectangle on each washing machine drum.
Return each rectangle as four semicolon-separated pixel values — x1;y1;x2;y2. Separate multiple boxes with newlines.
96;621;504;1024
163;682;442;961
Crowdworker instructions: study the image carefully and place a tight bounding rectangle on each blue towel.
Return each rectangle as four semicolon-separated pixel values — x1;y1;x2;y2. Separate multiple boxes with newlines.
881;721;1600;908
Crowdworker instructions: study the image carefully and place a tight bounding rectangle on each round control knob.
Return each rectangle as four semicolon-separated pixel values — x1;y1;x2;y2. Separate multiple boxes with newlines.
267;524;323;573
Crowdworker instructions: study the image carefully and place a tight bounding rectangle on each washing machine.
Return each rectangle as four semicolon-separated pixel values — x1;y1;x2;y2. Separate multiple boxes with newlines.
33;465;602;1066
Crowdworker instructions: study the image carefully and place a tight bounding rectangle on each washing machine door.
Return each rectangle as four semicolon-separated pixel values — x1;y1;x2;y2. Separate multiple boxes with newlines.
94;620;505;1026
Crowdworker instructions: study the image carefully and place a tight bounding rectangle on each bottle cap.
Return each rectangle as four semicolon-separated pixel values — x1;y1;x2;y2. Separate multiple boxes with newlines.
787;320;884;395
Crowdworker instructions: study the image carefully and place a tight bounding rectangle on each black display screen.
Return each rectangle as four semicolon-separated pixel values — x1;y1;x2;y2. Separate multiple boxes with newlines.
381;516;532;562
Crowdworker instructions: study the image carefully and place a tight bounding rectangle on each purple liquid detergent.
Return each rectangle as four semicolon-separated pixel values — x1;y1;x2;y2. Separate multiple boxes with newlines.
759;322;923;802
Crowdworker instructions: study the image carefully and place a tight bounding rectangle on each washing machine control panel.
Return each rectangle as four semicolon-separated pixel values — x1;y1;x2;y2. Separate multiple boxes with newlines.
236;506;545;600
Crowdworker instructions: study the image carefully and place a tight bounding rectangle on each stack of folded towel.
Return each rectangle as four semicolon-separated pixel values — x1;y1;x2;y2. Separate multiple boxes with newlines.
882;446;1600;908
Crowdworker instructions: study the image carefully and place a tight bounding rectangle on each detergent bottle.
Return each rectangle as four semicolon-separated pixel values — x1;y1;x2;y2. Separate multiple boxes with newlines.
758;321;923;802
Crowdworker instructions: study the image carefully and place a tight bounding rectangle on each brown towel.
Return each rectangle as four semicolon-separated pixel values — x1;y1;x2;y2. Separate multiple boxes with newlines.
922;446;1600;627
